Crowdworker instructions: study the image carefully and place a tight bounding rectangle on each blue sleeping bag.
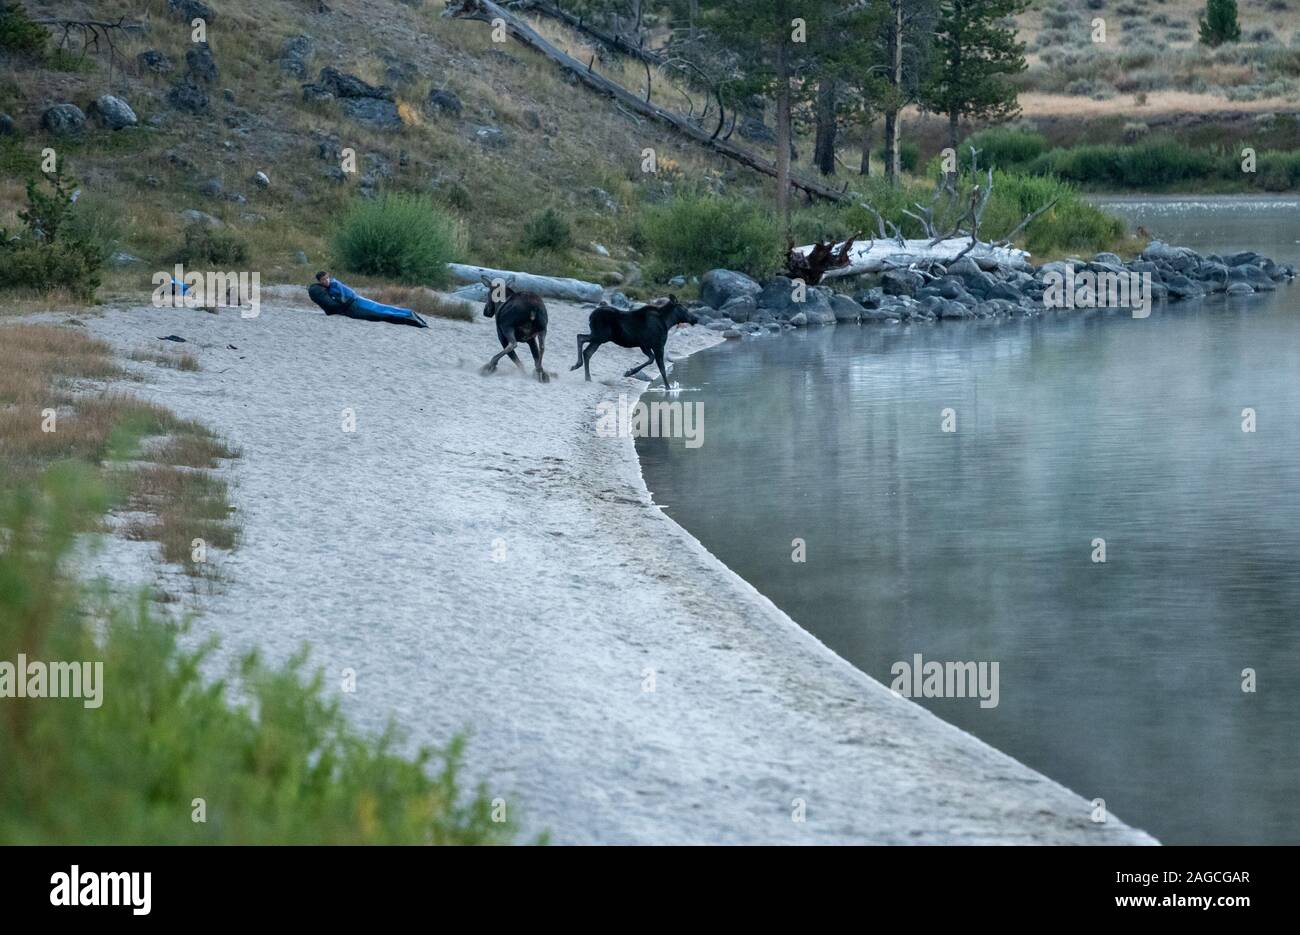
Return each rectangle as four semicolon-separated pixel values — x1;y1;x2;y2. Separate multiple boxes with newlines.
323;279;428;328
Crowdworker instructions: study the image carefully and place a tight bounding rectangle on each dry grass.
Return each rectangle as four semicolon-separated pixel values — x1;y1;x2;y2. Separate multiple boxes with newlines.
129;348;201;371
368;286;477;321
0;322;239;575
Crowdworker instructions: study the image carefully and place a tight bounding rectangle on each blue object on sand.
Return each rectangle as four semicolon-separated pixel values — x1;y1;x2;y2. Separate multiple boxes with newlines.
324;279;428;328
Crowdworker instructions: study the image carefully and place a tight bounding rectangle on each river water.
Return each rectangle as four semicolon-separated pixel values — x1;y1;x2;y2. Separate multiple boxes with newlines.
637;196;1300;844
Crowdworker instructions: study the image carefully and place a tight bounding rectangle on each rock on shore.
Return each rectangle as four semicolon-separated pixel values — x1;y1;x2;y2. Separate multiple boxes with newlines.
691;243;1295;332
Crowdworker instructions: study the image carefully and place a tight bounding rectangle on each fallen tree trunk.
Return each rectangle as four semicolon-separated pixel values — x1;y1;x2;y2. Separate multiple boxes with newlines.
443;0;848;203
447;263;605;302
521;0;665;66
792;238;1031;278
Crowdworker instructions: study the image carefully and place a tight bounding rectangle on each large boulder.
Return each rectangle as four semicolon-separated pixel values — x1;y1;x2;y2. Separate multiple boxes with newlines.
881;268;924;296
87;95;137;130
339;97;403;130
831;293;865;323
314;66;394;101
718;294;756;323
1141;240;1199;273
41;104;86;136
700;269;762;309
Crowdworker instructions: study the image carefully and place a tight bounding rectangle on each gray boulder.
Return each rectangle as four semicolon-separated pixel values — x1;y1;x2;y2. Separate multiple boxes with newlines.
1163;274;1204;299
341;98;403;130
1141;240;1199;273
701;269;762;309
787;311;808;327
315;67;394;101
41;104;86;136
831;294;864;323
944;256;982;277
718;294;756;322
474;125;507;147
881;269;924;296
1226;282;1255;295
88;95;137;130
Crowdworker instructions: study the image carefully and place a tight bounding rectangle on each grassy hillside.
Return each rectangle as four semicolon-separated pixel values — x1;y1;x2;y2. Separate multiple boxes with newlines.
2;0;781;296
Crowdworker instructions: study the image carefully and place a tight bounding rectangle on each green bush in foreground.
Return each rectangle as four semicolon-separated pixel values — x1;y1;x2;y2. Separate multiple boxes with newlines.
333;194;460;287
0;461;514;845
639;192;784;281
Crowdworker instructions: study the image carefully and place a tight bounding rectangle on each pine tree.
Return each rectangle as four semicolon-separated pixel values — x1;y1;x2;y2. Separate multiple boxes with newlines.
925;0;1029;156
1198;0;1241;47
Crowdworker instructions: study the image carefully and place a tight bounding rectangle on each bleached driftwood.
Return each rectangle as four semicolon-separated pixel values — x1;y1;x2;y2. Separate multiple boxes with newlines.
792;238;1031;278
447;264;604;302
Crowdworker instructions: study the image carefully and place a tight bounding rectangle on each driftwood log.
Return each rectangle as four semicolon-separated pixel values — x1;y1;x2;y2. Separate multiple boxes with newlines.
443;0;848;203
791;237;1031;278
447;263;604;302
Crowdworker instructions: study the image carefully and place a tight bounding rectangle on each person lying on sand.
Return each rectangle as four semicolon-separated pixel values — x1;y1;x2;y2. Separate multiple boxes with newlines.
307;270;354;316
305;271;429;328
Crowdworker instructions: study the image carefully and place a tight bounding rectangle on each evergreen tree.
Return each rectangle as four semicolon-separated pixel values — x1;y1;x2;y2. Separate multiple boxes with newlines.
1198;0;1241;47
925;0;1028;156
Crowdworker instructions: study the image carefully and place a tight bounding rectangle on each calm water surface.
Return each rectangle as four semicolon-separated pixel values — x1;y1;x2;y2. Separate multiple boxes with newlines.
638;196;1300;844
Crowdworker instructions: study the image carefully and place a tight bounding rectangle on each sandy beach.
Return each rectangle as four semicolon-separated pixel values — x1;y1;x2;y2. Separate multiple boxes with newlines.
65;290;1156;845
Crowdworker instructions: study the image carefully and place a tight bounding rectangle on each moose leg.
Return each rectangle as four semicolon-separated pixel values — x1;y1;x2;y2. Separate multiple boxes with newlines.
528;336;549;383
653;347;672;388
570;333;590;371
482;340;518;374
623;353;656;378
581;341;602;382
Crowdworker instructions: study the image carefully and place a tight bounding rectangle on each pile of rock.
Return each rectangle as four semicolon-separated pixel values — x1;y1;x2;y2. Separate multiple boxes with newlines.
688;243;1294;333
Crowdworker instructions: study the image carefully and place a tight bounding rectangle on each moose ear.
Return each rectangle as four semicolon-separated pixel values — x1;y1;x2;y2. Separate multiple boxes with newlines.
667;293;678;303
480;274;493;288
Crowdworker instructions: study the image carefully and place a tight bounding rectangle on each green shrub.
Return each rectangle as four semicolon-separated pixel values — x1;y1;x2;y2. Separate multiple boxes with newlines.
0;3;48;57
639;192;783;280
1029;139;1219;187
61;192;125;267
0;461;516;845
963;128;1049;168
332;193;460;287
519;208;572;253
168;222;250;266
0;167;105;299
875;141;921;173
0;240;101;299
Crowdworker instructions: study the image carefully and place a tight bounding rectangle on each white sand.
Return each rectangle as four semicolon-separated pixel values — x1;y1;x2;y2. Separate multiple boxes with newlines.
71;291;1156;844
